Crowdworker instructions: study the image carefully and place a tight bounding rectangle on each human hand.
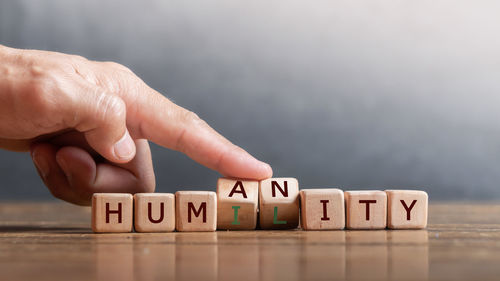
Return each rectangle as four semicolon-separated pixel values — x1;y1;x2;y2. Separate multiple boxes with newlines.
0;45;272;205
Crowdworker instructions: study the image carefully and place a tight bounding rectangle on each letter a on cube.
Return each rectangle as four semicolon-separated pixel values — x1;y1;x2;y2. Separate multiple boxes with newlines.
92;193;133;233
217;178;258;230
175;191;217;232
259;178;299;229
386;190;428;229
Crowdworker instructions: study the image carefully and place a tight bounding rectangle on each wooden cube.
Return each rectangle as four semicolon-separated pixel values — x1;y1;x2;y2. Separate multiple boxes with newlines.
175;191;217;232
217;178;258;230
134;193;175;232
92;193;133;233
386;190;428;229
300;188;345;230
259;178;299;229
345;190;387;229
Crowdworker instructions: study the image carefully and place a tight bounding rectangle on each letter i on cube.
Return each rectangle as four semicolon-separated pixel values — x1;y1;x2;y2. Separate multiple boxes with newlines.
300;189;345;230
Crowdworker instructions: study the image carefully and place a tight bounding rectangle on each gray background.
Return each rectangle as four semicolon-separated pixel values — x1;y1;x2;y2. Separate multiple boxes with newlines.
1;0;500;201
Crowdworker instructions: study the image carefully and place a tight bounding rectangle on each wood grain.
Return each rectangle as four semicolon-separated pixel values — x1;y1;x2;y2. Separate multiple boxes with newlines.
134;193;175;232
216;178;258;230
175;191;217;232
1;201;500;280
259;178;300;229
386;190;428;229
91;193;133;233
300;188;345;230
345;190;387;229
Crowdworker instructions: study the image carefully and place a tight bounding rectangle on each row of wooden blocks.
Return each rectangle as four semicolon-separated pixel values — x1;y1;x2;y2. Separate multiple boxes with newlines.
91;177;428;233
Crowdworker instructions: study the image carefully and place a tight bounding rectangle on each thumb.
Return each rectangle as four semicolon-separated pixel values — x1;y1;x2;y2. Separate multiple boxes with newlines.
72;87;136;163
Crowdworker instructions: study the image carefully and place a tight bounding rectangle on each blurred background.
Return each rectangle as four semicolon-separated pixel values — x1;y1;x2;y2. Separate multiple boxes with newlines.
1;0;499;201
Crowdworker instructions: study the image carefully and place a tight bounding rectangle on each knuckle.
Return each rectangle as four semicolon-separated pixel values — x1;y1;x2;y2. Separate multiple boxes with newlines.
98;74;125;95
95;62;134;94
173;110;205;152
182;110;204;127
94;92;126;123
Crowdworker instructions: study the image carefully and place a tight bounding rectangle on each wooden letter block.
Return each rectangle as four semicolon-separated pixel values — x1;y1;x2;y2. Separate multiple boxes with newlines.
345;191;387;229
217;178;258;230
386;190;428;229
92;193;133;233
134;193;175;232
175;191;217;232
300;188;345;230
259;177;299;229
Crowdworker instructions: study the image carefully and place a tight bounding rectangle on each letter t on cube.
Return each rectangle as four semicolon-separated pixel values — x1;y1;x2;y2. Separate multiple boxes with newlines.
217;178;258;230
345;190;387;229
259;178;299;229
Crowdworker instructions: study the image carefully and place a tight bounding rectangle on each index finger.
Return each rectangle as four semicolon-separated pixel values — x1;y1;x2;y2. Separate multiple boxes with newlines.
123;80;273;180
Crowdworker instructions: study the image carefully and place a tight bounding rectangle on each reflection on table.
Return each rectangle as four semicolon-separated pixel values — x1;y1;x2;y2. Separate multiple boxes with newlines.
94;230;429;281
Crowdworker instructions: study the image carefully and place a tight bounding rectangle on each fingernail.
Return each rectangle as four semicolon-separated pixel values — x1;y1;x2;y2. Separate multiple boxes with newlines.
33;151;50;178
113;130;135;161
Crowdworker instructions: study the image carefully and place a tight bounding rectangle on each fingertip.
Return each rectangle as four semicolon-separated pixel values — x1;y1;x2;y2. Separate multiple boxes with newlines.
244;159;273;180
219;148;273;180
259;162;274;179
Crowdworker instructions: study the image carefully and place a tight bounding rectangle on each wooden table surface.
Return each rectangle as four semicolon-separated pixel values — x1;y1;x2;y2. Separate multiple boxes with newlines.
0;202;499;281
